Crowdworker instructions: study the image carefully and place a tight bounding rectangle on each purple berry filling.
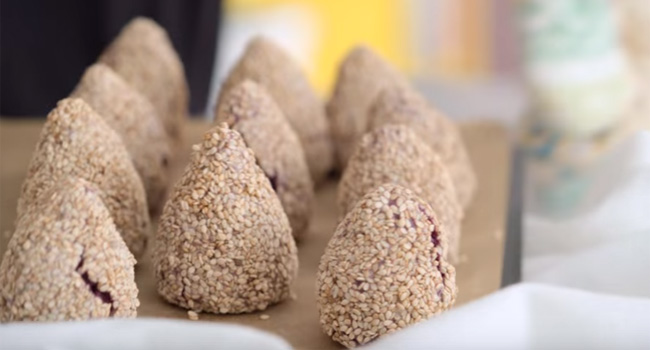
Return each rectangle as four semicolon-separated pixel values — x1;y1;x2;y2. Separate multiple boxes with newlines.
76;256;115;316
417;204;441;247
267;173;278;191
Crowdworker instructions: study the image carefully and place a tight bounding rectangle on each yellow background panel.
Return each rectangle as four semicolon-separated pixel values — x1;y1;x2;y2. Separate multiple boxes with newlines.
225;0;412;94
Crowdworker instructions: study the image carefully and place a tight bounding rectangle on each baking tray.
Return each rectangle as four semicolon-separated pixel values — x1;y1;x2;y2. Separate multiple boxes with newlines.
0;120;513;349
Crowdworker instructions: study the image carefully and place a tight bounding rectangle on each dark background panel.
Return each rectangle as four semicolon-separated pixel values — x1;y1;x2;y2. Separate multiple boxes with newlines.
1;0;221;117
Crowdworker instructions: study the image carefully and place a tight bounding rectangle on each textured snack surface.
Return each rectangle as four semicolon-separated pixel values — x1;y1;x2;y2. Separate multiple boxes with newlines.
218;36;333;183
17;98;150;258
99;17;188;148
338;124;463;262
327;46;407;168
215;80;314;240
0;178;139;322
153;124;298;314
318;184;457;348
71;63;170;214
369;85;477;209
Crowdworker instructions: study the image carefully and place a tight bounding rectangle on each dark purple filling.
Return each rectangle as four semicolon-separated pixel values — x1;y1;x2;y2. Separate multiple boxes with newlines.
76;257;115;316
267;173;278;192
326;168;340;179
417;204;441;247
431;228;440;247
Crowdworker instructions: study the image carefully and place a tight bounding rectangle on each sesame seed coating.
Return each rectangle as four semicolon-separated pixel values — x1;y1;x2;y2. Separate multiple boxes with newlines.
17;98;150;259
338;124;463;262
317;184;457;348
71;63;171;215
215;80;314;241
153;123;298;314
327;45;408;169
368;85;477;209
218;36;334;183
0;178;139;322
99;17;188;148
187;310;199;321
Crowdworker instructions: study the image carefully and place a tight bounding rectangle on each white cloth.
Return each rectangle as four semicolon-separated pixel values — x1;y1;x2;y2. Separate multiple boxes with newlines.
0;319;292;350
364;131;650;349
363;283;650;350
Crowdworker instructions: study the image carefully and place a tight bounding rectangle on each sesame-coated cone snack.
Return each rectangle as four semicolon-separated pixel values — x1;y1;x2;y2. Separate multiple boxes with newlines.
99;17;188;148
0;178;139;322
327;45;408;169
318;184;457;348
369;85;477;209
215;80;314;241
17;98;150;259
71;63;171;215
338;125;463;263
218;36;333;183
153;124;298;314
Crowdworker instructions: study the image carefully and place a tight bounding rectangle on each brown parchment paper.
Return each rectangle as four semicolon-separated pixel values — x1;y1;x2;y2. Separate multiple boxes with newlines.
0;120;509;349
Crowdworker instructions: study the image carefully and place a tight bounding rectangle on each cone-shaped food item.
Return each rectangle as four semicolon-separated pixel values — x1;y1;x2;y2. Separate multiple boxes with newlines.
71;63;171;215
0;178;139;322
369;85;477;209
153;123;298;313
318;184;457;348
99;17;188;148
17;98;150;259
327;45;408;168
338;124;462;262
218;36;333;183
215;80;313;241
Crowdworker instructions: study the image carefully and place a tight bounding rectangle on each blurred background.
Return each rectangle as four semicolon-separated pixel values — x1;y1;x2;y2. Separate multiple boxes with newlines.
2;0;525;120
208;0;524;125
2;0;649;147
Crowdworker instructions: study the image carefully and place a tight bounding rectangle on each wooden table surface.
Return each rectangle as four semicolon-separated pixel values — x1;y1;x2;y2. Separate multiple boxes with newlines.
0;119;510;349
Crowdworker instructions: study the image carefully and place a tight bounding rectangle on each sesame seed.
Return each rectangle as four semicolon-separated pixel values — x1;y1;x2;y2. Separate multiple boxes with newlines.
16;98;150;260
99;17;188;152
337;124;462;263
214;80;314;241
328;45;409;169
317;184;457;348
70;63;171;215
217;37;333;183
153;124;298;314
368;84;476;210
188;310;199;321
0;178;138;321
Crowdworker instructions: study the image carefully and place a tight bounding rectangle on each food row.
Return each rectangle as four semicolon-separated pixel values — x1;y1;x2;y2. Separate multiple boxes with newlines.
0;17;476;348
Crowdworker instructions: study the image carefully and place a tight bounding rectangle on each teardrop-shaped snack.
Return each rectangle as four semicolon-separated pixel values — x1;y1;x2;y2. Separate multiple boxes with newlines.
368;85;477;209
215;80;314;241
99;17;188;148
17;98;150;259
0;178;139;322
218;36;333;183
153;123;298;314
327;45;408;169
318;184;457;348
71;63;171;215
338;124;462;262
